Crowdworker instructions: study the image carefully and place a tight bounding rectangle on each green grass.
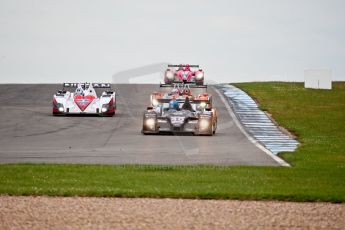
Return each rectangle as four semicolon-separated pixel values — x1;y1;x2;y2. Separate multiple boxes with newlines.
1;82;344;202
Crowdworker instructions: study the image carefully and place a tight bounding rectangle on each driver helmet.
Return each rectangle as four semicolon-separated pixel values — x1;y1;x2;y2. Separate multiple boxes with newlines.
75;85;84;95
171;88;179;94
169;100;179;111
182;88;191;96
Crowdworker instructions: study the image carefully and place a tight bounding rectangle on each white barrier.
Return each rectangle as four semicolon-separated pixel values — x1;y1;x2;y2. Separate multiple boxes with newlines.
304;69;332;89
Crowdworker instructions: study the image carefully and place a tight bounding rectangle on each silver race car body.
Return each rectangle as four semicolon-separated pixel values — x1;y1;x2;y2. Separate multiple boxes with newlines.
142;87;217;135
143;107;217;135
52;83;116;116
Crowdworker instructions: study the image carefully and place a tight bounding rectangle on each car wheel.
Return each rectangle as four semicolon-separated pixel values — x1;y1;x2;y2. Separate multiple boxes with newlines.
208;125;214;136
213;122;217;134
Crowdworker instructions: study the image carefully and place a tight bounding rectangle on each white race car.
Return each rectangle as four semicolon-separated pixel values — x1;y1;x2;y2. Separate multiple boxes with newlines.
52;83;116;116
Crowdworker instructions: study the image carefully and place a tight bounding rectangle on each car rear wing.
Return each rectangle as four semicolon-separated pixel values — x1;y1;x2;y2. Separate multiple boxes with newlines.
63;83;112;89
160;83;207;88
155;98;210;104
168;64;199;68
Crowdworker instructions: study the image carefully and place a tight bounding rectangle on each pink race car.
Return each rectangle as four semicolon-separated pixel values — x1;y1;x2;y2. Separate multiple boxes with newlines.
163;64;205;86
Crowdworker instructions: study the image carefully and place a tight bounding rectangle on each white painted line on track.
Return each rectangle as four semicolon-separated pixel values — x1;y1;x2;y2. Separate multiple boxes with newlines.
213;85;291;167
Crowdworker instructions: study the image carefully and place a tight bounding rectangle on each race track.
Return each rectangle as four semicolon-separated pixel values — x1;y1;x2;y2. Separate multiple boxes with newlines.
0;84;280;166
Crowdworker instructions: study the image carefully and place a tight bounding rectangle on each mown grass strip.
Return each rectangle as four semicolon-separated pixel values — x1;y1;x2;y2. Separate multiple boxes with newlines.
1;82;344;202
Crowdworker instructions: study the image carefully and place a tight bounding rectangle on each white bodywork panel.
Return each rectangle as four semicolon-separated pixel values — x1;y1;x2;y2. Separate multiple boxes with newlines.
54;90;115;114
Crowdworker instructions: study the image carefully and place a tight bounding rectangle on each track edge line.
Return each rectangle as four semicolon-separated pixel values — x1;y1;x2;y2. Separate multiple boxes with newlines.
213;85;291;167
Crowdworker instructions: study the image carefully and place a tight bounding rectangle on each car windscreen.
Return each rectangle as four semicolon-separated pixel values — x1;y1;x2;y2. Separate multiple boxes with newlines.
161;102;198;112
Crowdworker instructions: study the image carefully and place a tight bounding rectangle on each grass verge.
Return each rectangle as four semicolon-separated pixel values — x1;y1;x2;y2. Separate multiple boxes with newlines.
1;82;344;202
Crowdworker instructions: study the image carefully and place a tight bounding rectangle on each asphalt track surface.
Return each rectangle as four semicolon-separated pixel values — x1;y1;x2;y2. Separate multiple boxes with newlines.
0;84;280;166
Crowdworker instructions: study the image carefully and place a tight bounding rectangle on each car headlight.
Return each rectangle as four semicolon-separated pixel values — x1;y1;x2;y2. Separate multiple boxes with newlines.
145;118;156;128
166;71;174;80
58;107;64;112
199;119;210;130
195;72;204;80
152;99;159;107
101;104;109;112
199;102;207;109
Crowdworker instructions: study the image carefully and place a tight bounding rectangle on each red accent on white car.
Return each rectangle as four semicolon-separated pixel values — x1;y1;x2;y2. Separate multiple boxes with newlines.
74;95;95;111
